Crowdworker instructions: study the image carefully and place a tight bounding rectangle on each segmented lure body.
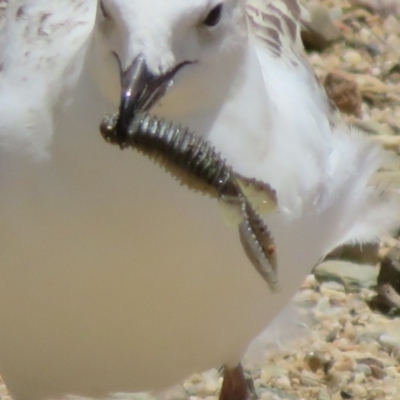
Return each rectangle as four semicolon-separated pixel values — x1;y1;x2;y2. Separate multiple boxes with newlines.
100;112;279;292
101;113;242;200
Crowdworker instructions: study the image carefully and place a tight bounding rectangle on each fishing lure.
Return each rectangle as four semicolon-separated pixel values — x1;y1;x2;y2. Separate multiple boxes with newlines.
100;112;279;292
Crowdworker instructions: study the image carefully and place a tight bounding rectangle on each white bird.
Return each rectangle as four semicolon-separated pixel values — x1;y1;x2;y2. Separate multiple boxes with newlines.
0;0;398;399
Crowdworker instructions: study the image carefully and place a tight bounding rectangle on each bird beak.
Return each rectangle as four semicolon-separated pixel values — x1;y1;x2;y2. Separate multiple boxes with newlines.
115;54;191;140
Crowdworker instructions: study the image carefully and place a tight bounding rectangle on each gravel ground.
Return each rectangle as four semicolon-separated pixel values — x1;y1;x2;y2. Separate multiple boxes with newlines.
0;1;400;399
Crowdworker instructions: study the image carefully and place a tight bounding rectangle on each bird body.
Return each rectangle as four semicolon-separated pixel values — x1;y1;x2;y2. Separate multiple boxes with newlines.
0;1;398;399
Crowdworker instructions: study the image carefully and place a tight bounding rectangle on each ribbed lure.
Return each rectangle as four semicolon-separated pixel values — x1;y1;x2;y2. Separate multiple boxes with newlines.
100;112;279;292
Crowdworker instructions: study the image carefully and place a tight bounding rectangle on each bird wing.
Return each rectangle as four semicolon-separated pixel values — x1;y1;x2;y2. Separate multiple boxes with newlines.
245;0;336;122
0;0;96;156
245;0;400;248
245;0;308;61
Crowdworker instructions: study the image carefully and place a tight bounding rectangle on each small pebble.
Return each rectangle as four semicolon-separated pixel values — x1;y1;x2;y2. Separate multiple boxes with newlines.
370;365;387;380
342;50;363;67
304;351;327;372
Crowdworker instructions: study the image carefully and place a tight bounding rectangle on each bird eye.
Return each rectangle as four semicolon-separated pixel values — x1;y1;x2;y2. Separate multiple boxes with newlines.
203;4;223;27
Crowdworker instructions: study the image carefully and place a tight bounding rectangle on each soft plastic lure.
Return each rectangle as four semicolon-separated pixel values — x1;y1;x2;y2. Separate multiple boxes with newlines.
100;112;279;292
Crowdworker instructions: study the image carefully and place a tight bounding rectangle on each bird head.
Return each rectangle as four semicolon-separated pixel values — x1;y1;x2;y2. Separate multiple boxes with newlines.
89;0;249;133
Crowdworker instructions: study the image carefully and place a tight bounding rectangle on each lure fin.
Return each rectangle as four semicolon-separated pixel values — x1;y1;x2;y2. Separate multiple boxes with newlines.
235;173;278;215
238;202;278;292
217;195;245;228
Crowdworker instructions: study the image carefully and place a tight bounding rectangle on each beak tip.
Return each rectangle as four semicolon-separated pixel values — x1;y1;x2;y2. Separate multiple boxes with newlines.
117;56;190;129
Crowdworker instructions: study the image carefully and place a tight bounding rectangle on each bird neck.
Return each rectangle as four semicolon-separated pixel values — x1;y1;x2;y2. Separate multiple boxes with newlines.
152;41;274;178
204;43;275;177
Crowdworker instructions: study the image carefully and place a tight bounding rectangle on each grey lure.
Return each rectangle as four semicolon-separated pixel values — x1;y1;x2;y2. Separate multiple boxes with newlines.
100;112;279;292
